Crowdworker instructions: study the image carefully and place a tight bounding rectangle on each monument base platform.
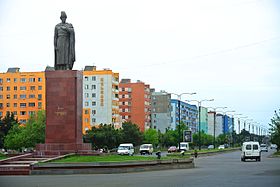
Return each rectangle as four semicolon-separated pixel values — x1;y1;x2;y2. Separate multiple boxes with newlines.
35;143;92;156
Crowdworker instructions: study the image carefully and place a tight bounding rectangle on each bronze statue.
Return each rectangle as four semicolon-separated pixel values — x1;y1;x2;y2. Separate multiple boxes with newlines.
54;11;75;70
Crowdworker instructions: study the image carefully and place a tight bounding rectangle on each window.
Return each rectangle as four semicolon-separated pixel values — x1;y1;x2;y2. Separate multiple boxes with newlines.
85;93;89;98
30;86;36;90
20;103;26;108
92;76;96;81
14;86;17;91
13;94;17;99
92;101;96;106
13;103;17;107
85;118;89;123
85;102;89;106
6;78;10;82
0;111;2;116
92;118;96;123
38;94;42;100
14;78;17;82
20;94;26;99
6;103;10;107
38;86;42;90
92;110;96;115
28;111;35;116
20;86;26;90
6;86;10;91
19;119;27;124
0;95;2;99
246;145;252;150
29;94;35;99
85;85;89;90
91;85;96;90
38;102;42;109
0;87;3;91
0;103;3;108
12;111;17;115
28;102;35;107
92;93;96;98
0;78;2;83
253;144;258;150
84;76;88;81
85;110;89;114
29;78;35;82
38;77;42;82
6;94;10;99
20;78;26;82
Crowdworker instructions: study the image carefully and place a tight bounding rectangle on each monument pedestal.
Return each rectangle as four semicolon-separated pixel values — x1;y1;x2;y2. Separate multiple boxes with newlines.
36;70;91;155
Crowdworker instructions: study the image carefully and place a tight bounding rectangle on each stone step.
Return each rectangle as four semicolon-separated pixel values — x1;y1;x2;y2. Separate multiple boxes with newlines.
19;157;49;161
4;161;37;164
0;164;30;175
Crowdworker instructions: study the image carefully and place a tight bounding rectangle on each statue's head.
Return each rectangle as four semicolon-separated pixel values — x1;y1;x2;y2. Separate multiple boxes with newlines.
60;11;67;23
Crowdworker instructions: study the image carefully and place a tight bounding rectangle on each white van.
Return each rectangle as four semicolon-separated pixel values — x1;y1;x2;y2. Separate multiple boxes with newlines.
117;143;134;156
139;144;153;155
241;141;261;162
178;142;189;151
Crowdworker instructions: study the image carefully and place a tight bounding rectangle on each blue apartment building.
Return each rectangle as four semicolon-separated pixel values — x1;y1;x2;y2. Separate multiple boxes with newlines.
170;99;198;133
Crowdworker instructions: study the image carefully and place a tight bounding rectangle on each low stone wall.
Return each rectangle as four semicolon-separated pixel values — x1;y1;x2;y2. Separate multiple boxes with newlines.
30;158;194;175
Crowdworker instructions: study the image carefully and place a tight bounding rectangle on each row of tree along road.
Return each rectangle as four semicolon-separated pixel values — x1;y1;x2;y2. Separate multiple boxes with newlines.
0;109;280;153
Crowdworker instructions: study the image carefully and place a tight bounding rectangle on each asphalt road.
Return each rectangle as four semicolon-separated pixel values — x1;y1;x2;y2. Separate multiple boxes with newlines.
0;149;279;187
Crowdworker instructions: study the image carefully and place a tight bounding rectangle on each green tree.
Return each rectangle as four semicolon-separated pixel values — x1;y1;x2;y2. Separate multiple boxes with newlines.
269;109;280;151
121;122;143;146
0;111;19;148
161;128;178;147
143;128;159;146
84;124;122;150
4;110;45;150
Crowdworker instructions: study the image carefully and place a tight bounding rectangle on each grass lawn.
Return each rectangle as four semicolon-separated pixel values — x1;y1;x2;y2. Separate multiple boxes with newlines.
273;151;280;156
0;153;7;160
51;154;190;163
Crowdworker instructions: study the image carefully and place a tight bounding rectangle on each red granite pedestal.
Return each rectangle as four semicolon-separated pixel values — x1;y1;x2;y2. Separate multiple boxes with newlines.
36;70;91;155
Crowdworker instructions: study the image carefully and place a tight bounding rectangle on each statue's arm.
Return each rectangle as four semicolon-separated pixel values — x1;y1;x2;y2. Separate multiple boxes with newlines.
54;26;58;49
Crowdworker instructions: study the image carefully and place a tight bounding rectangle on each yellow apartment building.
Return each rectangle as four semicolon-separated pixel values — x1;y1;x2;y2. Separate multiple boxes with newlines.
0;68;45;124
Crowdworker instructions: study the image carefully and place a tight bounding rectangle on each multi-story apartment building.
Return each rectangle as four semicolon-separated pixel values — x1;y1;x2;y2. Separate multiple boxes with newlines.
215;113;224;136
207;112;215;136
0;68;45;124
170;99;198;133
119;79;151;132
199;106;208;134
150;90;171;133
82;66;120;133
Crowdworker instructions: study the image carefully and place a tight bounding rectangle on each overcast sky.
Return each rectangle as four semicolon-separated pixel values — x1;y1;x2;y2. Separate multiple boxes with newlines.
0;0;279;131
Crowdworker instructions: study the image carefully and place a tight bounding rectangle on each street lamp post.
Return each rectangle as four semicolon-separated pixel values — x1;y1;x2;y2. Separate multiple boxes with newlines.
238;116;248;134
186;99;214;150
169;92;196;151
207;107;227;148
231;113;242;147
216;110;235;147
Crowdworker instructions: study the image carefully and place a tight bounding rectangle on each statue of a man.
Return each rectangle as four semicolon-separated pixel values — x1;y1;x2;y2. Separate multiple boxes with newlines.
54;11;75;70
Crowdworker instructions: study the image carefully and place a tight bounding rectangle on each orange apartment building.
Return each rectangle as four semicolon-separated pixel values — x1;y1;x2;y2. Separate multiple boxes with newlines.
119;79;151;132
0;68;45;124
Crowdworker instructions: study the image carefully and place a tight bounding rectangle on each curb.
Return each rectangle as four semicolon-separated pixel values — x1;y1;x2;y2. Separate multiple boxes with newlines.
30;158;194;175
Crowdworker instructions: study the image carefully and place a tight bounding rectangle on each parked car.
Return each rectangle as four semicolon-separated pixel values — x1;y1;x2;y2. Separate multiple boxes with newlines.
271;144;278;149
208;145;214;149
218;145;225;149
117;143;134;156
241;141;261;162
168;146;177;153
260;144;268;152
139;144;153;155
178;142;189;151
